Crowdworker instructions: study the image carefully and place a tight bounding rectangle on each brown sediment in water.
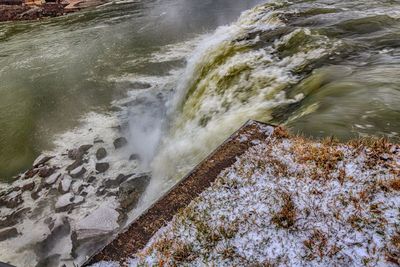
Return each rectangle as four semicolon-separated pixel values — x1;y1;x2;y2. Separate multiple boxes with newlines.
86;120;274;265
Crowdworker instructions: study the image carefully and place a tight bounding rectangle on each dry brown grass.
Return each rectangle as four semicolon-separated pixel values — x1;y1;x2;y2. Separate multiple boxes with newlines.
301;145;344;172
386;233;400;265
271;192;297;229
303;229;328;261
267;158;289;177
388;178;400;191
348;137;397;171
273;125;290;139
171;243;194;263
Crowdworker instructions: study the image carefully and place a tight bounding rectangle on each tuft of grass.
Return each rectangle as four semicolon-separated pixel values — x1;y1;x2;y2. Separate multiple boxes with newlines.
172;243;195;263
267;158;289;177
303;230;328;261
388;178;400;191
386;233;400;265
273;125;290;139
271;192;297;229
300;145;344;172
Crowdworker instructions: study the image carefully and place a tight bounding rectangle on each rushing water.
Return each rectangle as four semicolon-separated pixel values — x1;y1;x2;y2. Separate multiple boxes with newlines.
1;0;400;266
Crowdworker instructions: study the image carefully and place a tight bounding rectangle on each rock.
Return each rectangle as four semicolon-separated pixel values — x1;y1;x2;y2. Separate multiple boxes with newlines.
129;154;140;161
67;144;92;160
95;162;109;173
59;175;72;193
130;81;152;89
79;144;93;153
22;181;35;191
96;186;106;196
25;168;39;179
0;194;23;209
94;138;104;144
31;183;44;200
78;183;88;193
118;173;150;210
96;148;107;161
0;208;30;228
103;173;133;188
66;158;84;172
113;137;128;149
87;176;96;183
55;193;74;212
71;181;83;194
11;186;21;192
67;149;79;160
74;206;119;241
70;166;86;178
33;155;54;168
45;172;60;185
0;227;19;241
38;167;56;178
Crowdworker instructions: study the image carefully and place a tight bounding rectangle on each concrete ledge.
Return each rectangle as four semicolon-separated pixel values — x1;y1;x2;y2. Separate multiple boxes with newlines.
86;120;274;265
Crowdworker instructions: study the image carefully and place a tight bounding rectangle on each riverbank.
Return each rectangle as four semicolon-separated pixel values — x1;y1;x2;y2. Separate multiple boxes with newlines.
89;121;400;266
0;0;104;22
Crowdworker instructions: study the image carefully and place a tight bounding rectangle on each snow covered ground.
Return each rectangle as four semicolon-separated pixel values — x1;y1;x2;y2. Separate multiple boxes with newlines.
93;125;400;266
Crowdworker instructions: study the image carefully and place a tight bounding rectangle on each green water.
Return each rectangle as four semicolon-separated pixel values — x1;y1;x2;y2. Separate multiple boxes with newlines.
0;0;261;181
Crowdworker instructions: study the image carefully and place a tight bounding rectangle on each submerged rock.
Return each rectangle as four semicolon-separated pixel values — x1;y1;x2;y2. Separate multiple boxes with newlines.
94;138;104;144
87;176;96;183
0;193;23;209
95;162;109;173
34;216;70;260
55;193;74;212
0;227;19;241
0;208;30;228
103;173;133;188
34;254;61;267
129;154;140;161
113;137;128;149
96;148;107;160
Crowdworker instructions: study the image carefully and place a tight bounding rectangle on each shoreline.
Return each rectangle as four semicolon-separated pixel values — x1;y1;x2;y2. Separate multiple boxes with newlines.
0;0;104;22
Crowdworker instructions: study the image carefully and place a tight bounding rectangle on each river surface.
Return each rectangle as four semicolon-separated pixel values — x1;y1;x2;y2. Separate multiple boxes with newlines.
0;0;400;266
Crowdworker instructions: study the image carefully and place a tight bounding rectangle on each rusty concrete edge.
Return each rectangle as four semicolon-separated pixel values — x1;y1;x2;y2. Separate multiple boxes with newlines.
85;119;276;265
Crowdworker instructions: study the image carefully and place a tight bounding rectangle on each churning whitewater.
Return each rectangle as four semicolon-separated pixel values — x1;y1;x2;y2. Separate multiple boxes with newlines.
1;0;400;266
